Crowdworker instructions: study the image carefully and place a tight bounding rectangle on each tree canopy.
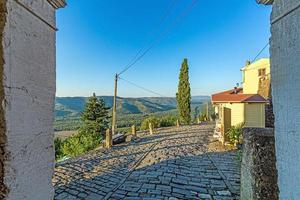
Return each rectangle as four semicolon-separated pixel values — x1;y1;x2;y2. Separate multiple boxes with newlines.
176;58;191;124
80;93;110;135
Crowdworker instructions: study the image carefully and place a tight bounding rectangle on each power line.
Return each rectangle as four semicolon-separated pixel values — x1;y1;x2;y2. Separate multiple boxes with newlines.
118;0;199;76
121;0;179;72
119;77;167;97
252;42;270;62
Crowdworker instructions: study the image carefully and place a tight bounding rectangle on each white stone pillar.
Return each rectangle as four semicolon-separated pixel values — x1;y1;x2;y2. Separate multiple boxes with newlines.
257;0;300;198
0;0;65;199
269;0;300;199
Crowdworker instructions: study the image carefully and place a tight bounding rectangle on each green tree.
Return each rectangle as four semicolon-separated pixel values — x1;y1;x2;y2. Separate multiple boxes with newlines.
80;93;110;135
55;93;110;160
176;58;191;124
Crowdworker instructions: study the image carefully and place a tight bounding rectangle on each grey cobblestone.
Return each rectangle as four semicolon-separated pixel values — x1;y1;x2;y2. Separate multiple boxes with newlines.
53;123;240;199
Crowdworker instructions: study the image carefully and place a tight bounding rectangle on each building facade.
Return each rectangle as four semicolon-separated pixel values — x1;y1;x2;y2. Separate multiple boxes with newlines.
212;59;270;144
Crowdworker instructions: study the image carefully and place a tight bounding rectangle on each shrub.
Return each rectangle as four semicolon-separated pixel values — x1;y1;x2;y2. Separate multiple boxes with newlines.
210;113;217;121
226;123;244;145
159;115;177;127
54;138;64;160
199;114;207;122
54;93;109;161
140;117;160;130
61;131;102;158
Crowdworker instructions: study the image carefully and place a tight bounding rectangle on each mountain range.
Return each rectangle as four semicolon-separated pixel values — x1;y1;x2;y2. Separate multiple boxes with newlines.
55;96;210;119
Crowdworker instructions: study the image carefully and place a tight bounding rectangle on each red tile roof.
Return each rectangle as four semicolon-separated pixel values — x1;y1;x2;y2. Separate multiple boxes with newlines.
211;88;267;103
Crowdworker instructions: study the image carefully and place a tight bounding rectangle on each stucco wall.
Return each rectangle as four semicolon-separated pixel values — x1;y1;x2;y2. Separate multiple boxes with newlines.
270;0;300;198
222;103;245;126
243;58;270;94
1;0;56;199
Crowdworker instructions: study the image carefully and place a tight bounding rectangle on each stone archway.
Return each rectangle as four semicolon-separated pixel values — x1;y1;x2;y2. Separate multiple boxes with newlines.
0;0;299;199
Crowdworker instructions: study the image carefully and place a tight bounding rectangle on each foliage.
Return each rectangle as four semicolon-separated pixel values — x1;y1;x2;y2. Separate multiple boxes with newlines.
176;58;191;124
55;96;179;120
55;93;110;160
226;123;244;145
54;96;211;132
54;138;64;160
55;109;179;132
199;114;208;122
80;93;110;134
140;117;161;130
210;113;217;121
61;131;102;158
159;115;177;127
194;106;201;119
116;127;131;134
140;115;178;130
54;117;82;131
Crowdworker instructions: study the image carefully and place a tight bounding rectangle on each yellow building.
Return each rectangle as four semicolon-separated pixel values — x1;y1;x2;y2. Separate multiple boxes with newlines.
211;58;270;144
241;58;271;98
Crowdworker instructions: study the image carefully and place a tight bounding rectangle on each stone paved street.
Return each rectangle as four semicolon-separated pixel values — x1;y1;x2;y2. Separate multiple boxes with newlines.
53;123;241;200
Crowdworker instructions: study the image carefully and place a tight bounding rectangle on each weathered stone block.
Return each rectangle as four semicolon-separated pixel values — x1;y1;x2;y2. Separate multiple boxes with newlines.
106;129;112;148
240;128;278;200
132;125;136;136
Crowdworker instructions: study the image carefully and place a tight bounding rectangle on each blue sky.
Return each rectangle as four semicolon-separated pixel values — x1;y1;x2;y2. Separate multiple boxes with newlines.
56;0;271;97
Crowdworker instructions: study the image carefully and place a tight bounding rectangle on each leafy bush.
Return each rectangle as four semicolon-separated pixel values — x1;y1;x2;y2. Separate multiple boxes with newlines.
54;138;64;160
210;113;217;121
54;93;108;160
199;114;207;122
54;131;103;160
226;123;244;145
140;117;160;130
61;131;102;158
159;115;177;127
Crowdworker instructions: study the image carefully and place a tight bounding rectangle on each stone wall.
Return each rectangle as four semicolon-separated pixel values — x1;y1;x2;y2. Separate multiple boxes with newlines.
0;0;59;199
270;0;300;198
0;1;8;199
265;98;274;128
258;76;271;99
240;128;278;200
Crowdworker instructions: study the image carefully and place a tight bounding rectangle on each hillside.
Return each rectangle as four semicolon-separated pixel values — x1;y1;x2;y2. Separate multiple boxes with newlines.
54;96;210;131
55;96;210;119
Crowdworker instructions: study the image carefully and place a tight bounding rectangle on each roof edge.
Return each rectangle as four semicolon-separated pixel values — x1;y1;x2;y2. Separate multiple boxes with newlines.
211;88;243;96
256;0;273;5
212;100;267;104
47;0;66;9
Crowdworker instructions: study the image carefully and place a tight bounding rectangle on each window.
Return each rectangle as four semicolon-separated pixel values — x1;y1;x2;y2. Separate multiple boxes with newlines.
258;68;266;77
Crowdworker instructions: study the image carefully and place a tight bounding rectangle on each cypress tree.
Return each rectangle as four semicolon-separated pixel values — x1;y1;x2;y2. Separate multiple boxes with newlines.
176;58;191;124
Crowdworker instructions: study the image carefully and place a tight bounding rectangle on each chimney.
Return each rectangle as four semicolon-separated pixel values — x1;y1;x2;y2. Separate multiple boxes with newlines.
233;87;238;94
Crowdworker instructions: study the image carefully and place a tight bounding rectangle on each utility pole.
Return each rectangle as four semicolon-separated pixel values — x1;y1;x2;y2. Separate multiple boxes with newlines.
206;103;209;121
112;73;118;135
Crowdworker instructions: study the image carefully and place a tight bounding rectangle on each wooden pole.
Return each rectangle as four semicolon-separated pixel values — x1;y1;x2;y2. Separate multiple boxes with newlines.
149;122;153;135
176;119;180;127
206;103;209;121
106;129;112;148
112;74;118;135
132;125;136;137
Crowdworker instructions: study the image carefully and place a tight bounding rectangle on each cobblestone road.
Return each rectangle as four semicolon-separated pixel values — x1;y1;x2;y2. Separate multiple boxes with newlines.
53;123;240;200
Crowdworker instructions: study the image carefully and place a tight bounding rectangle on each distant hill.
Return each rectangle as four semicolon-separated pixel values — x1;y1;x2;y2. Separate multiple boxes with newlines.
55;96;210;119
